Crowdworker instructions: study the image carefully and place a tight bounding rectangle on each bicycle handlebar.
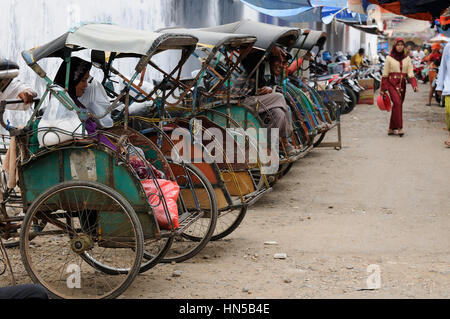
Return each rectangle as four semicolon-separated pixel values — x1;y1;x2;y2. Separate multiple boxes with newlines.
0;98;40;133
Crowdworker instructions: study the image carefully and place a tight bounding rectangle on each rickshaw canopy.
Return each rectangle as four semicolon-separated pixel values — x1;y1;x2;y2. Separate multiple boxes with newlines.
294;29;328;51
22;23;199;66
198;20;301;51
157;27;257;51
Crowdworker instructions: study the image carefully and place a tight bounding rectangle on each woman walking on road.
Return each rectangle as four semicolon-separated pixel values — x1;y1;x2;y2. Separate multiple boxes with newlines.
381;38;418;137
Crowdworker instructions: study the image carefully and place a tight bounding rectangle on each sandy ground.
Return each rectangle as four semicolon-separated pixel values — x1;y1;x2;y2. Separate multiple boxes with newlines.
2;83;449;299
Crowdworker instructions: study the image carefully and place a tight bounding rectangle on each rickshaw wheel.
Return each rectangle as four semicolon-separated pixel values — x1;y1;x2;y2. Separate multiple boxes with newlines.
20;181;144;299
139;237;173;273
279;163;294;178
160;163;218;263
83;233;173;275
210;206;248;241
313;132;327;148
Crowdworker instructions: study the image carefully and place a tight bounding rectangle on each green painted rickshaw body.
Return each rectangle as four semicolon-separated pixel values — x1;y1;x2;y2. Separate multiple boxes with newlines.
18;145;159;240
199;104;267;143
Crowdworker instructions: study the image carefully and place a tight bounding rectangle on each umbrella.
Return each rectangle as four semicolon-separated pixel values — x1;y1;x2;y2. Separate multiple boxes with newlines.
428;33;449;43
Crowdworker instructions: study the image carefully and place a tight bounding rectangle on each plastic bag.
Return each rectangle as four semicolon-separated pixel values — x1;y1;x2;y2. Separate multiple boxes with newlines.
38;89;83;148
129;155;165;180
141;179;180;230
78;78;114;129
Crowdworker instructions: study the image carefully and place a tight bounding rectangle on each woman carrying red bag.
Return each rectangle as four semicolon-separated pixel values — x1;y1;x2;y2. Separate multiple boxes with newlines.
381;38;418;137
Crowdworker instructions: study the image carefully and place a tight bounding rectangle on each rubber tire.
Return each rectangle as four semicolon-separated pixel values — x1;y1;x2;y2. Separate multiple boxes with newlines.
353;90;360;103
313;132;327;148
279;162;294;178
161;163;218;263
341;84;357;115
20;180;144;299
373;79;380;91
210;206;248;242
139;237;173;273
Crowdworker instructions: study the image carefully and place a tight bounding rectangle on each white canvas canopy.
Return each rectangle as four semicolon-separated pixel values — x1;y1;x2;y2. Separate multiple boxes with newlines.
199;20;300;50
157;27;256;50
22;23;199;65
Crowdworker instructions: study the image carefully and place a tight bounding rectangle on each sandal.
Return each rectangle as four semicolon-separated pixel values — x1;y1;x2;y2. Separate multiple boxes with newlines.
445;140;450;148
388;130;395;136
389;129;399;136
283;144;299;157
398;130;404;137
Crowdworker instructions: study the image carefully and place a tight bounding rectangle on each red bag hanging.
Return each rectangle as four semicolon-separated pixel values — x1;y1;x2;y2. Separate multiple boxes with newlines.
377;93;392;112
141;179;180;230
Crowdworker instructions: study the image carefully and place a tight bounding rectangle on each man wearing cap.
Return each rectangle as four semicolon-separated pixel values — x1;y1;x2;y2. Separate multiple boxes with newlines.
0;58;37;135
241;47;299;157
435;43;450;147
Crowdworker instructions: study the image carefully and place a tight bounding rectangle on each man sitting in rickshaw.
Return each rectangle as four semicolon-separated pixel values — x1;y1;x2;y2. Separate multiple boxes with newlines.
0;57;37;136
241;47;299;157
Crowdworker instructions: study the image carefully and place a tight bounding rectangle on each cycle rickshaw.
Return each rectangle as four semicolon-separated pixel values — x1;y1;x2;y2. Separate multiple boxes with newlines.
0;23;220;298
98;27;274;241
198;21;341;162
289;28;342;149
177;21;308;185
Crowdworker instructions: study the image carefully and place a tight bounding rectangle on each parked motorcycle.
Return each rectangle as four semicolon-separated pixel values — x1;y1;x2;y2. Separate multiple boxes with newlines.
413;57;429;83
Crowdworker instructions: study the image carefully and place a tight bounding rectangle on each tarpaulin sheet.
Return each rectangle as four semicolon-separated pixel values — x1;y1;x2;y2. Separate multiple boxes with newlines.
240;0;347;8
240;0;351;23
367;0;449;21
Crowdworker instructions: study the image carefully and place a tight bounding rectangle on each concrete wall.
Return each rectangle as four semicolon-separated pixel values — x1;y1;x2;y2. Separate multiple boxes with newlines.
1;0;256;94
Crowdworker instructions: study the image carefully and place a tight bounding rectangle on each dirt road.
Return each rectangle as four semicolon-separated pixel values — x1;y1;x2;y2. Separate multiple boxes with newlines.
2;83;449;299
126;83;449;299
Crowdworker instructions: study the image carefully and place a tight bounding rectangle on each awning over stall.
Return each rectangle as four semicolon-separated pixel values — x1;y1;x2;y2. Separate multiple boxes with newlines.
239;0;367;24
366;0;449;22
337;19;383;35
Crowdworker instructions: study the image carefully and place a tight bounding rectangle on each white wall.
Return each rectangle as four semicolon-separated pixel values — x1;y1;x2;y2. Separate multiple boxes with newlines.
342;23;378;61
1;0;254;94
1;0;180;94
347;26;362;55
364;33;379;61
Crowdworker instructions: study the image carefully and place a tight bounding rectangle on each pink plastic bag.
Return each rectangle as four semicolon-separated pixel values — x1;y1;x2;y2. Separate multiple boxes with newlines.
141;179;180;230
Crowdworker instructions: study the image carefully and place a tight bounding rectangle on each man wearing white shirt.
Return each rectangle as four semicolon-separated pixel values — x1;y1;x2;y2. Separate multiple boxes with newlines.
0;58;37;135
435;43;450;147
